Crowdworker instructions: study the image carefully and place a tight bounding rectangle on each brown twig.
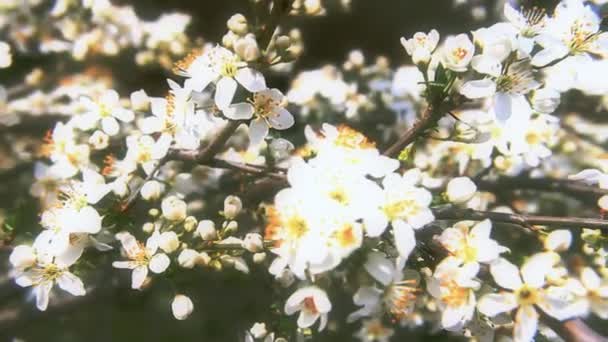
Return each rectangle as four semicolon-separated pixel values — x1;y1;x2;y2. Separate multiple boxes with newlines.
433;207;608;230
383;106;436;157
477;175;608;201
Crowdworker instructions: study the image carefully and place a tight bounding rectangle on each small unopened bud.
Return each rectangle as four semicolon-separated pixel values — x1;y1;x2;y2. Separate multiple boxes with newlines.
141;180;164;201
198;252;211;266
9;245;36;270
223;195;242;219
183;216;197;232
227;13;248;35
275;35;291;50
130;89;149;112
446;177;477;204
149;208;160;217
162;196;187;221
178;249;200;268
224;221;238;235
250;323;268;339
253;252;267;264
142;222;155;234
171;294;193;320
220;255;235;268
197;220;217;240
234;35;260;62
159;231;180;253
599;195;608;211
242;233;264;253
222;31;237;49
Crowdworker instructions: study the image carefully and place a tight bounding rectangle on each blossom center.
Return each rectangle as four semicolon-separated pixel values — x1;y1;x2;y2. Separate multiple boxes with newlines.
303;297;318;314
516;285;539;306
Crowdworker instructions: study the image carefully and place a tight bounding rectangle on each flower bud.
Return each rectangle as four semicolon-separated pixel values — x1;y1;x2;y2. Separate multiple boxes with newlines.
9;245;36;269
253;252;267;264
171;294;193;320
227;13;248;35
446;177;477;204
198;252;211;266
223;195;242;219
162;196;187;221
197;220;217;240
242;233;264;253
224;220;238;235
275;35;291;50
149;208;160;217
142;222;155;234
599;195;608;211
141;180;164;201
178;249;199;268
159;231;180;253
183;216;197;232
234;35;260;62
88;130;109;150
250;323;268;339
130;89;149;112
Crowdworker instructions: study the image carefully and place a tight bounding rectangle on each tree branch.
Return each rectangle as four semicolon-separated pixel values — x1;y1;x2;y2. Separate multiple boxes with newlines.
432;207;608;230
477;175;608;203
383;106;436;157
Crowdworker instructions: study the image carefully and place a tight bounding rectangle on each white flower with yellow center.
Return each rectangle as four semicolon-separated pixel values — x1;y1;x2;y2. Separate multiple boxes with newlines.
77;89;134;136
34;205;102;258
125;134;172;175
400;29;440;65
460;59;539;123
112;231;170;289
440;34;475;72
478;255;575;342
179;46;266;109
223;88;294;145
426;256;480;331
265;187;332;279
284;286;332;331
532;0;608;67
363;170;434;260
565;267;608;319
144;80;201;150
348;252;419;322
303;124;398;178
503;4;547;55
12;248;85;311
434;219;508;266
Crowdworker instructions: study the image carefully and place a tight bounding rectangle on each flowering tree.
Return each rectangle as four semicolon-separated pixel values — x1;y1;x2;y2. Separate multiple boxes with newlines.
2;0;608;341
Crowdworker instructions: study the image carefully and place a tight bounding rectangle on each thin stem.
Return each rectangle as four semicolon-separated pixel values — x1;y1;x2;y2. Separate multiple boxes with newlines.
433;207;608;230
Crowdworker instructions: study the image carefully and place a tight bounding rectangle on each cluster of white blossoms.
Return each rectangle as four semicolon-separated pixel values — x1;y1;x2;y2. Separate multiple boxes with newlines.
0;0;195;68
3;0;608;341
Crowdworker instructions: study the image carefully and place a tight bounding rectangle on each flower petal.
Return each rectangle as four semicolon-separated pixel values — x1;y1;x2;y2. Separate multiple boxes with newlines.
223;103;254;120
490;258;522;290
478;293;517;317
514;305;538;342
215;76;237;109
235;68;267;92
248;118;269;145
57;272;86;296
268;108;294;130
